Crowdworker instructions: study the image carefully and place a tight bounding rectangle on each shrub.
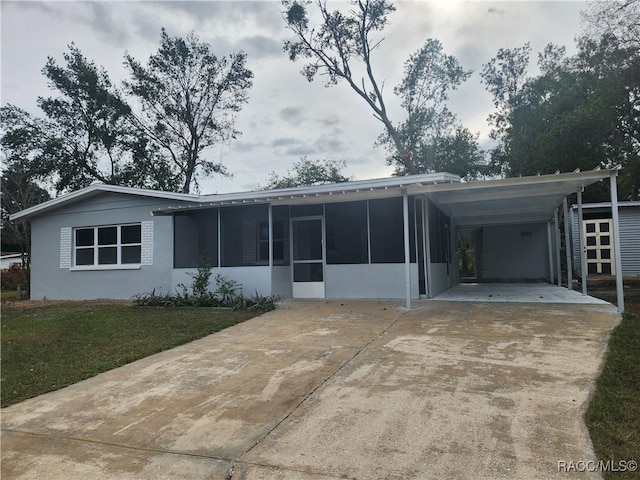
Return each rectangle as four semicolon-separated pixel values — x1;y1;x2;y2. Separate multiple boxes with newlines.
1;264;25;291
133;274;279;312
213;274;242;306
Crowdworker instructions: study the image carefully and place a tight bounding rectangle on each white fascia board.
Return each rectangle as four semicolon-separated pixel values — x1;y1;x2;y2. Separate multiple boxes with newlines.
420;170;612;196
10;184;199;221
570;201;640;210
198;172;460;201
153;172;460;215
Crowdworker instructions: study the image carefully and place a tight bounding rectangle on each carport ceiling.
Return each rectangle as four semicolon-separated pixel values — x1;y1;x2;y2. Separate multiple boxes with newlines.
419;170;613;227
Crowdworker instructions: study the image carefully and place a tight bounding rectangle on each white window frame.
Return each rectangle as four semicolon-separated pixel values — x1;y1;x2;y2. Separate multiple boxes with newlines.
71;223;142;271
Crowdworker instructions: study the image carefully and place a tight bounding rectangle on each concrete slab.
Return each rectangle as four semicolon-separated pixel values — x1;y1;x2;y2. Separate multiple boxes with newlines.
433;283;610;304
1;300;403;479
2;300;620;479
235;302;619;480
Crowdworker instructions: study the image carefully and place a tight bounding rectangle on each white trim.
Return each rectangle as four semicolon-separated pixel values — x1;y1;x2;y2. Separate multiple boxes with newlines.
11;184;199;221
72;223;143;268
70;264;142;271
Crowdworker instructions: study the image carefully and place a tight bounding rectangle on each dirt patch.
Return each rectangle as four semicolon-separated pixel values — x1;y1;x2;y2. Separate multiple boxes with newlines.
585;282;640;314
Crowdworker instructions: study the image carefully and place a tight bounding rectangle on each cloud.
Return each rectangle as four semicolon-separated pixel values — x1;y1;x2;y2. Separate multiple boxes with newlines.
239;35;283;58
487;7;506;16
316;115;341;127
279;106;306;124
313;136;345;154
88;2;131;46
284;144;317;156
232;140;262;153
272;137;299;147
156;1;283;32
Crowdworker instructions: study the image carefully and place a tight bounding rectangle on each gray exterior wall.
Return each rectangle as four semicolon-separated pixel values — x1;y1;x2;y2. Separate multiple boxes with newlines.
429;263;450;297
571;204;640;277
272;266;292;298
29;192;192;300
482;223;550;281
325;264;420;299
171;266;272;297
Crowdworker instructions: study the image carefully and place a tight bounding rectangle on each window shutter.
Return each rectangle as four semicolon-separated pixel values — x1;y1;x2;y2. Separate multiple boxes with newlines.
141;221;154;266
60;227;72;268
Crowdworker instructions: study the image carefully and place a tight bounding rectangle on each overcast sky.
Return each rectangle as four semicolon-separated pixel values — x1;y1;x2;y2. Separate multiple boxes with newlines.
1;0;588;194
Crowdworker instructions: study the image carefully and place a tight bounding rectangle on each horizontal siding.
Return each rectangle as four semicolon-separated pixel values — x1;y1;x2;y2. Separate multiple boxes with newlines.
571;210;581;276
619;209;640;276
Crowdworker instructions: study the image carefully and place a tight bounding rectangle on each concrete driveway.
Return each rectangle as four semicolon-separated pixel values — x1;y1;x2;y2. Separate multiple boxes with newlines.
1;299;619;479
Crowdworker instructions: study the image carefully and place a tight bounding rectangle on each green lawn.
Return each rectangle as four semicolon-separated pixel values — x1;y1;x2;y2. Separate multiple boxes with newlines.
1;302;258;407
585;288;640;479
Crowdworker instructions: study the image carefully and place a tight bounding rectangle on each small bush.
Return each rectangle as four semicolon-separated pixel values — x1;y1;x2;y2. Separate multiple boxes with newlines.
133;274;279;313
214;274;242;305
248;292;279;313
1;264;25;291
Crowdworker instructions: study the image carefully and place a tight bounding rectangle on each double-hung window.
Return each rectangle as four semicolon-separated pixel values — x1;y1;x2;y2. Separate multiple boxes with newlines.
74;224;142;267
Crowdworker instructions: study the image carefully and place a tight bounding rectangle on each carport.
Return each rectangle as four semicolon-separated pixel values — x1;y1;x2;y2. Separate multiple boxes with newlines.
417;168;624;312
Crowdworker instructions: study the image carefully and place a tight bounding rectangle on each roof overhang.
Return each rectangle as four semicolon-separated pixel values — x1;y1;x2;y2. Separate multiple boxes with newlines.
10;184;199;221
151;172;460;215
424;169;616;227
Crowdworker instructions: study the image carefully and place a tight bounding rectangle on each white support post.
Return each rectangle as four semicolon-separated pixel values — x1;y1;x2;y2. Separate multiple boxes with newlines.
547;221;554;284
563;198;573;289
420;198;429;297
450;218;458;287
577;190;587;296
553;208;562;287
424;198;433;299
402;190;412;309
610;173;624;313
217;209;221;269
268;204;273;268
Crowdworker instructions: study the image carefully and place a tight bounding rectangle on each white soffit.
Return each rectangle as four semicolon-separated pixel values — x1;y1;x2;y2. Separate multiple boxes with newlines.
424;170;613;227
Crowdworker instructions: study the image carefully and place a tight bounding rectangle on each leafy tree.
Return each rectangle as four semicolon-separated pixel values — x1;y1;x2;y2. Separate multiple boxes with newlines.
378;39;483;177
581;0;639;48
0;105;55;180
262;157;351;189
481;0;639;200
479;43;531;158
124;28;254;193
282;1;483;177
37;44;171;193
0;159;51;293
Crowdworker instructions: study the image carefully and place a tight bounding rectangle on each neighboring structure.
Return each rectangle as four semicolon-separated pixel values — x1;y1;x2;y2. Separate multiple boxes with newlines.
570;202;640;277
0;253;23;270
11;169;624;311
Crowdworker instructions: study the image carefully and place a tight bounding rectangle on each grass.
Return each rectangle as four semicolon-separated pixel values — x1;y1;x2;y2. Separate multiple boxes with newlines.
0;302;258;407
1;290;18;302
585;286;640;479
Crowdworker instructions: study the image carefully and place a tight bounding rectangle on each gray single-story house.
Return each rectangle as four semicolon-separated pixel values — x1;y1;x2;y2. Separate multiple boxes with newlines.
11;169;626;311
570;201;640;277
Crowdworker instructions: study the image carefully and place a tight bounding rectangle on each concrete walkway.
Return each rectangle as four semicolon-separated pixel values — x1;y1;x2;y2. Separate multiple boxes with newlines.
1;300;619;479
